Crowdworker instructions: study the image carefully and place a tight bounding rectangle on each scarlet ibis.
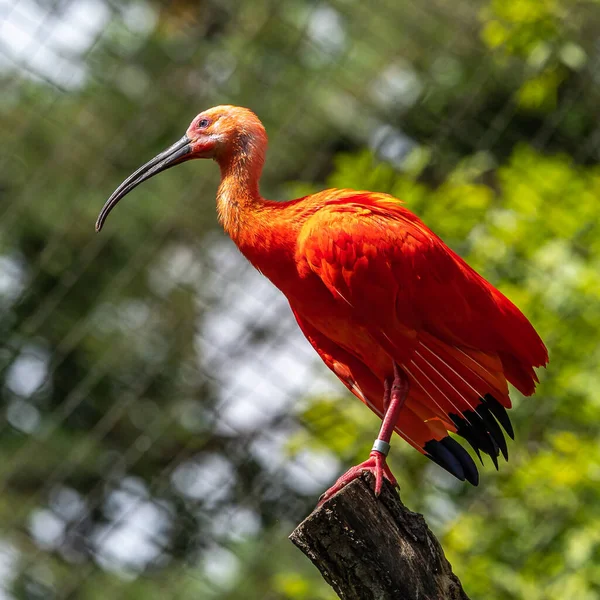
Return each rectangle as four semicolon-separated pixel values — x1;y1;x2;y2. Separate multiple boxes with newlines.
96;106;548;501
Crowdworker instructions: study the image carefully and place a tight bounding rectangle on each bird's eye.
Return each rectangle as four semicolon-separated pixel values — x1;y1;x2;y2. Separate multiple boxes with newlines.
198;118;210;129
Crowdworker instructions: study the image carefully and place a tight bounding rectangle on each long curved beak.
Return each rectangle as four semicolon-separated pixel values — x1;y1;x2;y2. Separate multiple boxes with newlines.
96;135;192;232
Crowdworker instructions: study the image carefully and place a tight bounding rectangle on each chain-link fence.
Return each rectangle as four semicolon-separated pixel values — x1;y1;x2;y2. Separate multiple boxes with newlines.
2;1;600;598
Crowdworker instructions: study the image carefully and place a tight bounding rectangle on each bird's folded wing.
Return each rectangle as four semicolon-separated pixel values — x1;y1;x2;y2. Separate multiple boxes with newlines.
293;191;548;481
295;191;548;397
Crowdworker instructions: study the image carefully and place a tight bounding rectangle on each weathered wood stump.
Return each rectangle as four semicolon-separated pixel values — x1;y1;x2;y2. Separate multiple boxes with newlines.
290;472;470;600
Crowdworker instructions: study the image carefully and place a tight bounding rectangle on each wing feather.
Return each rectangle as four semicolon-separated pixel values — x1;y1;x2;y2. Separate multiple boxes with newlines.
296;192;547;388
293;191;547;481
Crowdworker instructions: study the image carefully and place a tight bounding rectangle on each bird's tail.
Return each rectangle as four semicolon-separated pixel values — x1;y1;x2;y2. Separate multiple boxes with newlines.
396;332;521;484
294;308;541;486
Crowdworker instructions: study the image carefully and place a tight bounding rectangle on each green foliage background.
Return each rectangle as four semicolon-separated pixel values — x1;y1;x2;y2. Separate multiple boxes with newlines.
1;0;600;598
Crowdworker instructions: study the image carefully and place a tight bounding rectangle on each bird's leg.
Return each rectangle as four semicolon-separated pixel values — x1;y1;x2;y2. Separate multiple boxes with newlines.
382;377;392;413
318;364;409;505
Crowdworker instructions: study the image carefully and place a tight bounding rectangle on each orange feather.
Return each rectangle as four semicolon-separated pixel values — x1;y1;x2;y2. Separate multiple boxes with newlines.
98;106;548;485
238;188;547;471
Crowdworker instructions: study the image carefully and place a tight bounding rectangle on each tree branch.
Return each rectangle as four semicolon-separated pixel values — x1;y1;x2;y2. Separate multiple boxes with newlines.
289;472;470;600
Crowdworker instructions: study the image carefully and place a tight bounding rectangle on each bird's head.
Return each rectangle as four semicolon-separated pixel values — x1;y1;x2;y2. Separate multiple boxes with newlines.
95;105;267;232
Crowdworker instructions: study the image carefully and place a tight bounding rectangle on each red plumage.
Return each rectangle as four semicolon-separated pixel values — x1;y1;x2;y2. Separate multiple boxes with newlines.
98;105;548;494
286;191;547;469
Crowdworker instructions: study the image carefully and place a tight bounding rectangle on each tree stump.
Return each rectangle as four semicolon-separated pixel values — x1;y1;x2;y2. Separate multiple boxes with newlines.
289;472;470;600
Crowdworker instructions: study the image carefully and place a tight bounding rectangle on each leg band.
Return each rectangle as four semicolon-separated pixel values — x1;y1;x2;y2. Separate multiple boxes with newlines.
372;439;391;456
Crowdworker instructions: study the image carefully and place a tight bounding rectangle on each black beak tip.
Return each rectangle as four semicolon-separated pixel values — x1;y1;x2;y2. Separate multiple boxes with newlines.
95;216;104;232
95;134;192;234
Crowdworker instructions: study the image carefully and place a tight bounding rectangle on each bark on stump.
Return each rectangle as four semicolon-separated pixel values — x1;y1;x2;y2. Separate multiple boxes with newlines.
290;472;470;600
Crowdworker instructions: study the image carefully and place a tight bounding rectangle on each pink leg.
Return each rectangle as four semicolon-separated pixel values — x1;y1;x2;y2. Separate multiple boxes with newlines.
382;378;391;413
318;364;409;505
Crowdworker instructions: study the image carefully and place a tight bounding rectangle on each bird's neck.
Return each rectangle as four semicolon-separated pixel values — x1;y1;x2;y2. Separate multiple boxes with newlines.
215;150;303;286
216;150;265;243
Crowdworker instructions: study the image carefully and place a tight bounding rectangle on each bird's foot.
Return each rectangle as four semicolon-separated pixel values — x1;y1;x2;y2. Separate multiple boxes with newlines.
317;450;397;506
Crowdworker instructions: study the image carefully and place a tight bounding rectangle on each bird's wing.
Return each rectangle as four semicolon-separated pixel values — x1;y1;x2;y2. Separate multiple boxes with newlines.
296;191;547;393
295;191;548;479
291;306;481;485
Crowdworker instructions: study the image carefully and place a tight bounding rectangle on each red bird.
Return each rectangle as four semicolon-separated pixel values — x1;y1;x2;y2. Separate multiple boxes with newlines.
97;106;548;501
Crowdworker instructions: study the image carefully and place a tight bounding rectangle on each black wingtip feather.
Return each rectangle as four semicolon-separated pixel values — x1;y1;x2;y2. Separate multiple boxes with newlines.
476;404;508;462
440;437;479;486
441;394;515;477
449;412;499;463
468;441;484;465
424;439;465;482
484;394;515;440
488;441;500;470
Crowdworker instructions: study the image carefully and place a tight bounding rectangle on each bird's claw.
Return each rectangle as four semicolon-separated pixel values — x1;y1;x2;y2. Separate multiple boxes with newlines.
317;450;397;507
